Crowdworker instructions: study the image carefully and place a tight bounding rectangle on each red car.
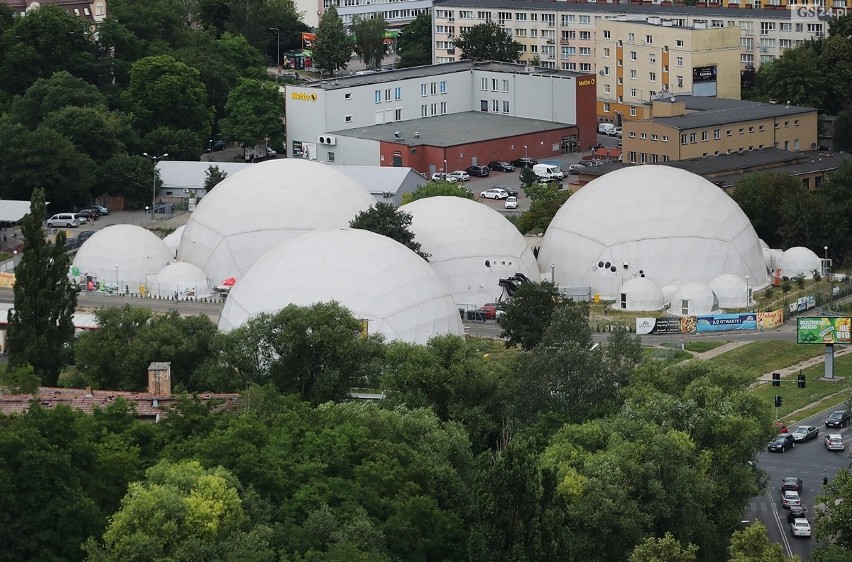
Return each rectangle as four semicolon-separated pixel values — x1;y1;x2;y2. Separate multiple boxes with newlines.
775;421;789;434
479;303;498;319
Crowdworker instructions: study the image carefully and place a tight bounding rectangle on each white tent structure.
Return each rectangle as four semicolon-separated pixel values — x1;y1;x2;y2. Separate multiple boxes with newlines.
709;273;750;309
150;262;212;300
661;282;681;308
776;246;822;279
670;282;718;316
219;229;464;344
162;225;185;259
72;225;173;291
538;166;768;300
615;277;665;311
178;159;376;284
400;196;539;309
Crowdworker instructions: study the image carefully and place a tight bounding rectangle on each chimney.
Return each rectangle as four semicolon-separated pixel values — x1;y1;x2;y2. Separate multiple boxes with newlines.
147;362;172;397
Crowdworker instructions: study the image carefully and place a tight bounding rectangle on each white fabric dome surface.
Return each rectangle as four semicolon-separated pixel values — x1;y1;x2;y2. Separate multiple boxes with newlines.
709;273;750;309
538;166;769;300
776;247;822;279
670;282;719;316
400;196;539;308
162;225;184;259
178;159;376;284
150;262;212;299
616;277;664;311
73;225;173;289
219;229;464;345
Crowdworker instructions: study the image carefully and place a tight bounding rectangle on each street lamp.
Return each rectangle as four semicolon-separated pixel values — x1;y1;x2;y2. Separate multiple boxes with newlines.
745;275;750;308
115;264;119;292
443;159;447;176
270;27;280;72
142;152;168;210
524;145;528;159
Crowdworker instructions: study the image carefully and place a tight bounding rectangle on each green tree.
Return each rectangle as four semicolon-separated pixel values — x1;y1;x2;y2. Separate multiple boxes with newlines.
397;13;433;69
452;21;522;63
41;106;124;162
84;459;275;562
351;15;387;69
729;522;795;562
815;469;852;552
730;172;801;249
7;70;106;129
498;281;563;350
400;181;474;204
350;202;430;260
630;533;699;562
94;154;153;204
0;364;41;394
753;45;827;109
519;167;537;186
219;78;283;150
7;188;77;386
142;126;203;162
517;185;570;234
833;110;852;153
204;164;228;191
313;6;350;76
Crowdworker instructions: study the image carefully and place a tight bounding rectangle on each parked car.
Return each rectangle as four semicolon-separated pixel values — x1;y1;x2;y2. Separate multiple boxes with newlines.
492;185;519;197
479;303;500;319
431;173;458;183
567;163;587;174
504;196;519;209
488;160;515;172
207;139;226;152
775;421;789;433
449;170;470;182
76;209;99;222
786;505;807;523
790;518;811;538
791;425;819;442
781;490;801;509
480;188;509;200
64;238;82;251
265;146;277;158
768;434;795;453
536;178;563;187
46;213;79;228
466;165;490;177
81;206;106;217
613;126;623;137
77;231;96;243
780;477;803;493
825;433;845;451
825;410;850;428
73;213;89;225
510;157;537;168
597;122;616;135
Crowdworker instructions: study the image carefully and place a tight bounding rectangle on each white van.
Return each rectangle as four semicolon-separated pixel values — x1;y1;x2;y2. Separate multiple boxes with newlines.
598;122;616;135
532;163;565;180
46;213;80;228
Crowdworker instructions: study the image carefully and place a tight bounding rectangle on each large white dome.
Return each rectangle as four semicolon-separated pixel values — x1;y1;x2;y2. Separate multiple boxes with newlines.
178;159;376;284
218;229;464;344
150;262;212;299
400;196;539;308
162;225;184;259
776;246;822;279
72;225;173;290
538;166;768;300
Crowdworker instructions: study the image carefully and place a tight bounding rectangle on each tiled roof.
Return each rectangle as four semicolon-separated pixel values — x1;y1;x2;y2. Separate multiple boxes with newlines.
0;387;240;418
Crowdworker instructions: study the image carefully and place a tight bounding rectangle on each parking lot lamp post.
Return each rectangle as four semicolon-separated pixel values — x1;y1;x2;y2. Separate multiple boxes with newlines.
270;28;280;71
115;264;119;291
524;145;528;159
443;159;447;176
142;153;168;209
745;275;749;309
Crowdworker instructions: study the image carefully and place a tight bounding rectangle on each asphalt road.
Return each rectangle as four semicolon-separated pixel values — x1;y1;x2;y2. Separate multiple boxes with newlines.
749;407;851;561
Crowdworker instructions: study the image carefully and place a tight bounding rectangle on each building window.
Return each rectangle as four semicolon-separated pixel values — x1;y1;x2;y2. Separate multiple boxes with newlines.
629;151;637;163
640;133;646;139
604;84;611;94
630;69;637;79
384;89;391;102
630;50;637;61
432;103;438;116
701;131;709;141
630;88;637;98
603;102;610;112
579;31;591;40
649;72;656;82
327;152;334;162
439;81;446;94
480;78;487;91
603;47;610;57
502;100;510;113
422;105;428;117
714;129;720;139
603;30;611;38
579;47;591;56
727;129;732;136
628;32;635;42
345;115;352;122
394;87;402;100
662;135;669;142
648;53;656;64
395;108;402;120
630;107;637;117
629;132;636;138
689;133;696;143
645;34;653;44
491;79;498;92
677;76;683;88
492;99;499;112
579;63;592;71
579;15;590;23
651;134;658;140
422;84;428;96
502;79;509;92
375;90;382;104
739;128;744;134
676;39;684;47
794;119;799;126
603;66;610;76
441;102;447;114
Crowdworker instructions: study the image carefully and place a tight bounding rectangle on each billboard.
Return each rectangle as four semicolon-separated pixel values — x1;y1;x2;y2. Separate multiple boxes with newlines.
696;313;757;333
692;65;717;97
797;317;851;345
636;317;695;335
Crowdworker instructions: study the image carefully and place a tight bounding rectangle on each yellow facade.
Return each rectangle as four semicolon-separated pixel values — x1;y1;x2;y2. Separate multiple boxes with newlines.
596;19;740;123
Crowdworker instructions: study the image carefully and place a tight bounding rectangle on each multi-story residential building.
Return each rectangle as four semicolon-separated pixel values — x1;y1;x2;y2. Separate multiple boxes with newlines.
596;18;740;123
431;0;834;72
621;95;818;163
312;0;431;28
284;61;597;171
2;0;107;22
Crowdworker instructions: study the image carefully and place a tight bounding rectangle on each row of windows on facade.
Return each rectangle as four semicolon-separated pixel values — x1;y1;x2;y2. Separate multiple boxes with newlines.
626;141;801;163
675;121;801;143
334;7;429;24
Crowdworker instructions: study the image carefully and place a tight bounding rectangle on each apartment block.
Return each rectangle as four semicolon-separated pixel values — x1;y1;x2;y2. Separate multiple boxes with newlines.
431;0;834;72
596;18;740;122
621;95;818;163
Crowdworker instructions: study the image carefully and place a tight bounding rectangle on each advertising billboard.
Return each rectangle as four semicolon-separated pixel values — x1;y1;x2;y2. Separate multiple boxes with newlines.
692;65;717;97
797;317;851;345
635;317;695;335
696;313;757;333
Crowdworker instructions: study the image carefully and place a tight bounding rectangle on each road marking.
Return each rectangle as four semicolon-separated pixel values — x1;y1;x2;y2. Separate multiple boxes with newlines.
767;488;793;556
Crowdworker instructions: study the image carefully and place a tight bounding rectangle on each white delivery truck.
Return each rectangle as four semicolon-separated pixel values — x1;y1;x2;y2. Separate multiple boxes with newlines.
532;163;565;180
598;122;616;135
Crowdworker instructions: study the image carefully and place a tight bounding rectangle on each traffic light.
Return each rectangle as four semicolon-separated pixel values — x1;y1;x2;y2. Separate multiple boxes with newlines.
772;372;781;387
775;395;783;407
797;374;806;388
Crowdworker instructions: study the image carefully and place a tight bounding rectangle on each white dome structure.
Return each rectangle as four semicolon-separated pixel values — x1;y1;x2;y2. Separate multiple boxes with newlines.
767;248;783;270
219;229;464;344
615;277;664;311
72;225;173;290
162;225;184;259
670;282;718;316
400;196;539;308
538;166;768;300
661;282;682;308
776;247;822;279
178;159;376;284
150;262;212;300
709;273;750;309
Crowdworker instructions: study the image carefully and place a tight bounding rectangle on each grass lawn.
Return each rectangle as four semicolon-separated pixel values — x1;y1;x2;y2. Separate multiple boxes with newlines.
751;354;852;424
705;341;824;379
684;341;728;353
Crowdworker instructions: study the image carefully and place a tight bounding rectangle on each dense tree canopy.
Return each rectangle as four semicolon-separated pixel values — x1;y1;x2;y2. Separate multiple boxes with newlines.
219;78;283;148
312;6;350;76
400;181;475;204
452;21;522;63
349;202;429;259
351;15;387;69
396;13;433;69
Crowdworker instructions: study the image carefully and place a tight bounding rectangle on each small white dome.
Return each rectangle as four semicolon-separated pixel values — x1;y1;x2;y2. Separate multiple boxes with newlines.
759;238;769;250
400;196;539;308
219;229;464;344
162;225;185;259
709;273;750;308
670;282;718;316
767;248;783;270
178;159;376;284
151;262;212;299
615;277;664;311
661;282;682;307
776;247;822;279
73;225;173;290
